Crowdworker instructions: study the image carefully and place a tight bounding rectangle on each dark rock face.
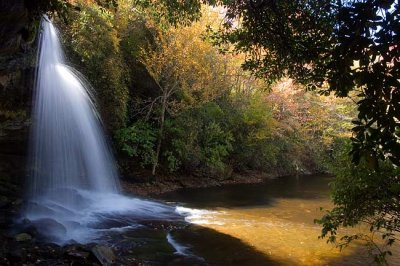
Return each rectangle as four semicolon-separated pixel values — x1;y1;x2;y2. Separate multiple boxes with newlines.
0;0;29;56
0;0;35;97
0;2;35;259
0;0;34;198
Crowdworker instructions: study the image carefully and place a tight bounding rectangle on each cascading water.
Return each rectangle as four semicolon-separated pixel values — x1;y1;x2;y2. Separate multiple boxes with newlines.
23;17;180;244
29;16;120;208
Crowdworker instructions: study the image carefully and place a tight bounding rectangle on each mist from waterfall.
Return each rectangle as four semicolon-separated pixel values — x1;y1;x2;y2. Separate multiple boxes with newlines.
23;17;180;244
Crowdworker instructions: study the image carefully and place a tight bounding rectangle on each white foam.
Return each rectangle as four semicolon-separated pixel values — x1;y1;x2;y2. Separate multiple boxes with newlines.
175;206;225;225
167;233;191;256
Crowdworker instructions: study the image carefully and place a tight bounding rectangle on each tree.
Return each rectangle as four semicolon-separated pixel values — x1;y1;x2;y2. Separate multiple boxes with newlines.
137;8;229;175
63;1;129;133
204;0;399;262
114;2;351;177
123;0;399;167
316;139;400;265
209;0;399;167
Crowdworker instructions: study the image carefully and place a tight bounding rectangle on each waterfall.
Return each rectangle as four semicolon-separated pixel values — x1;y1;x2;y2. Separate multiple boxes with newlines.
29;16;120;205
23;16;179;244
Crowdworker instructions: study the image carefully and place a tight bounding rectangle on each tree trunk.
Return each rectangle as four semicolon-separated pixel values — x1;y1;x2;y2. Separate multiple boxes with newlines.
152;89;167;176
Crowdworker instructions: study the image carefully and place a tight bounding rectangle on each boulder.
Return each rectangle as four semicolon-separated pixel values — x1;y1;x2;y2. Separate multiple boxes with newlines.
31;218;67;241
15;232;32;242
91;245;116;265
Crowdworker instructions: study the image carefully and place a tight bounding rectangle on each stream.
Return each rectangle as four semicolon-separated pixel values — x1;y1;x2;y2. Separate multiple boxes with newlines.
140;174;399;266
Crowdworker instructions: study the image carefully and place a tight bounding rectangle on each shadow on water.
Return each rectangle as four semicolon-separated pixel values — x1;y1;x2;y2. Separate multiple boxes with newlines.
171;224;283;266
157;174;333;209
99;221;281;265
110;225;283;266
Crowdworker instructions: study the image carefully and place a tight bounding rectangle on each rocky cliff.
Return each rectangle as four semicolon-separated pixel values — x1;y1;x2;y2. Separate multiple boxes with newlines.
0;0;36;202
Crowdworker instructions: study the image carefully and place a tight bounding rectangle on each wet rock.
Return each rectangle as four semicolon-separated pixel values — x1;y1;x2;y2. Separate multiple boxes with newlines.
35;259;65;266
0;257;9;265
64;239;79;245
15;232;32;242
16;218;39;236
24;202;58;217
34;243;63;260
31;218;67;240
67;250;90;259
65;244;91;260
7;245;27;262
91;245;116;265
12;198;23;206
0;195;10;208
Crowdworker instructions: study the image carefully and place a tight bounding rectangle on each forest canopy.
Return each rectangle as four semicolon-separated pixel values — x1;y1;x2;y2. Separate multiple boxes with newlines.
35;0;399;168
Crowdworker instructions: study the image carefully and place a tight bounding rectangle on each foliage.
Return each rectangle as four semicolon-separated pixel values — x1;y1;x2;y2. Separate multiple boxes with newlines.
224;93;278;172
133;8;235;174
132;0;202;26
103;3;353;177
334;1;400;167
316;138;400;265
29;0;400;169
162;102;233;174
25;0;74;22
34;0;354;178
162;150;181;173
204;1;399;259
209;0;400;167
209;0;334;87
63;1;129;133
201;121;233;170
117;101;234;174
116;121;157;168
138;9;229;106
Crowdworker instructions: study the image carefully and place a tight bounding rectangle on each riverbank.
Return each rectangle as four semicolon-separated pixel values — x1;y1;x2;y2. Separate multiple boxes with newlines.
121;171;283;197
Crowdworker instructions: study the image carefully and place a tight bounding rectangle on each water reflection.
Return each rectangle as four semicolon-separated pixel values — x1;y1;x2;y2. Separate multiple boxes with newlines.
159;175;332;209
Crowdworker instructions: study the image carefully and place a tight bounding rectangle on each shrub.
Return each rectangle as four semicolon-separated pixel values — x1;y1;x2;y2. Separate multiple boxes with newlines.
316;138;400;265
116;121;157;168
